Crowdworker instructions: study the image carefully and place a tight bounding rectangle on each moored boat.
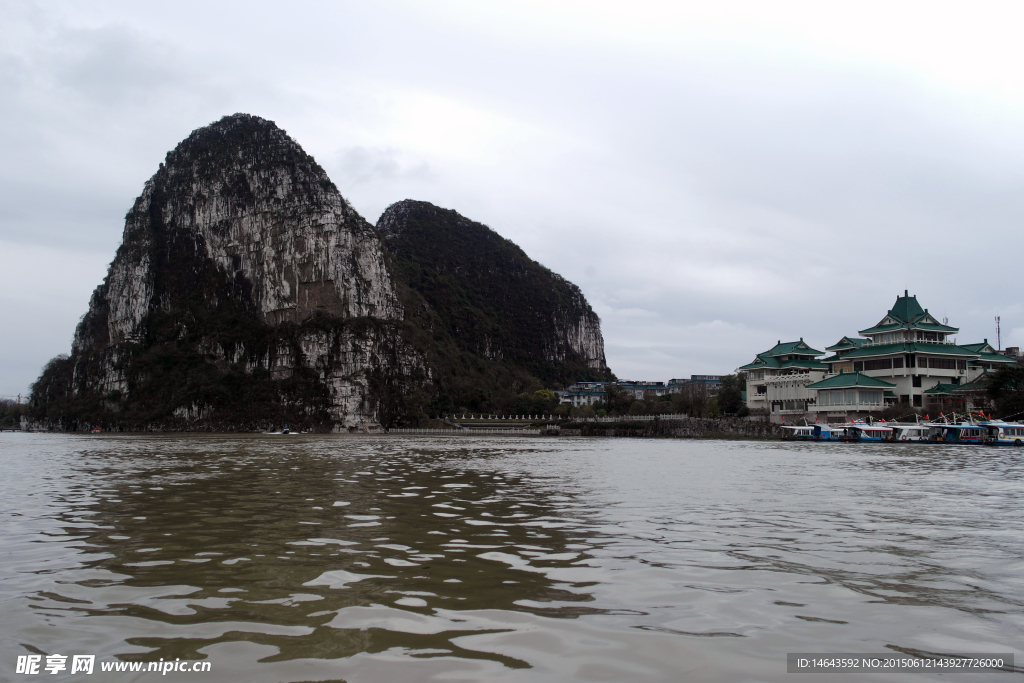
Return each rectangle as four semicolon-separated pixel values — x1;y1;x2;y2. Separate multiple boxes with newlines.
928;423;985;444
890;423;931;442
980;421;1024;446
812;424;841;441
840;424;894;442
781;425;815;440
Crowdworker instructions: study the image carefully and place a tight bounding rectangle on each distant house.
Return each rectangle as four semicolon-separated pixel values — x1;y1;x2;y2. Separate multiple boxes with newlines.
615;381;668;399
668;376;723;394
562;382;608;406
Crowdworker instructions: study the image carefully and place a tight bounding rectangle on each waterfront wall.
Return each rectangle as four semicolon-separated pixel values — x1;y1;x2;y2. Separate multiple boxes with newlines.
563;416;783;439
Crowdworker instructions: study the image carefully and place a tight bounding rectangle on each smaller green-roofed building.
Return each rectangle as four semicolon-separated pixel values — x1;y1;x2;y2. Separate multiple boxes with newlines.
806;372;896;417
740;339;828;416
921;374;994;414
959;340;1018;371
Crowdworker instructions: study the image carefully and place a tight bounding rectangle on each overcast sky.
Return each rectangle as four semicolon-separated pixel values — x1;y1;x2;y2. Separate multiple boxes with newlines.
3;0;1024;396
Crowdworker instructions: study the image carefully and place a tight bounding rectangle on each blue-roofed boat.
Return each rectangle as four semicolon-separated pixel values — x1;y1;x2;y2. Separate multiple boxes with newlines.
811;424;841;441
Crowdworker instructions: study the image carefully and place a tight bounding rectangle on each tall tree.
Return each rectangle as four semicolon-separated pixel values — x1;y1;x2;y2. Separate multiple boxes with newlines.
987;364;1024;418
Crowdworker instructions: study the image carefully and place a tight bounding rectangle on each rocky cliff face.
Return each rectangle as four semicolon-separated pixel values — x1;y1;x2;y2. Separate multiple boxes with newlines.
378;200;610;405
35;114;425;431
30;115;611;430
88;113;400;345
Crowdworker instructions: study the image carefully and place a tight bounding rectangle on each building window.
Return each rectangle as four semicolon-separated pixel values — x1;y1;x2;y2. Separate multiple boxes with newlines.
892;357;904;369
912;376;922;387
926;358;957;370
863;358;893;371
854;362;863;372
906;355;916;368
913;395;922;407
845;390;856;404
859;390;881;404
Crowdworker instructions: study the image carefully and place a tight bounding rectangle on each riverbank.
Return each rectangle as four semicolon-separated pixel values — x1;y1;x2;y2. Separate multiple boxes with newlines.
559;416;782;439
18;416;784;439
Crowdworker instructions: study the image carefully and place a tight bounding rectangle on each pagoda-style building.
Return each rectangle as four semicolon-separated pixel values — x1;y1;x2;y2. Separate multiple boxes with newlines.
740;292;1019;422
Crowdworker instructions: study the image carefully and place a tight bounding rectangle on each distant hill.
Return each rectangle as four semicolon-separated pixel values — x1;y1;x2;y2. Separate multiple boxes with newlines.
378;200;610;416
28;115;611;431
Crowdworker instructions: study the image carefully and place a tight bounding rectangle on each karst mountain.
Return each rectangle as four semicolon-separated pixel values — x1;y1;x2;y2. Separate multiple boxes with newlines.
29;114;610;431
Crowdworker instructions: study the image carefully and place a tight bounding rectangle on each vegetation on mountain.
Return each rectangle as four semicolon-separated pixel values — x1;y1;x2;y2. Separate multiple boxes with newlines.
379;200;612;421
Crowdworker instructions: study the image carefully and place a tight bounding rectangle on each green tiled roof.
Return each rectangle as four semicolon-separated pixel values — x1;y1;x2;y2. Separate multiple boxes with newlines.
738;356;828;371
925;385;962;395
858;321;959;335
923;375;990;394
779;359;829;369
836;342;979;360
959;341;1015;365
889;292;925;323
857;323;904;335
739;339;824;370
806;372;897;389
763;339;824;357
971;352;1017;365
825;336;869;351
858;292;959;335
914;322;959;332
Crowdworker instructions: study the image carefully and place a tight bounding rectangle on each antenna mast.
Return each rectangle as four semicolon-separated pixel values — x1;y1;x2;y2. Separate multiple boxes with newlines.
996;315;1002;351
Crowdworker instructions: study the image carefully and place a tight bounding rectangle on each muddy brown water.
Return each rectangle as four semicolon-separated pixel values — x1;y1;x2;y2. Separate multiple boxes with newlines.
1;434;1021;681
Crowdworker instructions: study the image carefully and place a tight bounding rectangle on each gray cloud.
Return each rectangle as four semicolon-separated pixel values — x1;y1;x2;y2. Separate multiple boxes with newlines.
1;0;1022;394
334;146;435;185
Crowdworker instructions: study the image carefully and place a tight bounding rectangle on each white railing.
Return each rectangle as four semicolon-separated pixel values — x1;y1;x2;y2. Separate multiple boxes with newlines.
578;413;690;423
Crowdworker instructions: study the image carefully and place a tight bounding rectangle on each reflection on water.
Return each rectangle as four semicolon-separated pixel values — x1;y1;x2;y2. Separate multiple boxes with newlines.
1;435;1022;682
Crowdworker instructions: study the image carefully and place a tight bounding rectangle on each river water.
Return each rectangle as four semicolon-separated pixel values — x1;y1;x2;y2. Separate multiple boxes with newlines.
1;434;1022;682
